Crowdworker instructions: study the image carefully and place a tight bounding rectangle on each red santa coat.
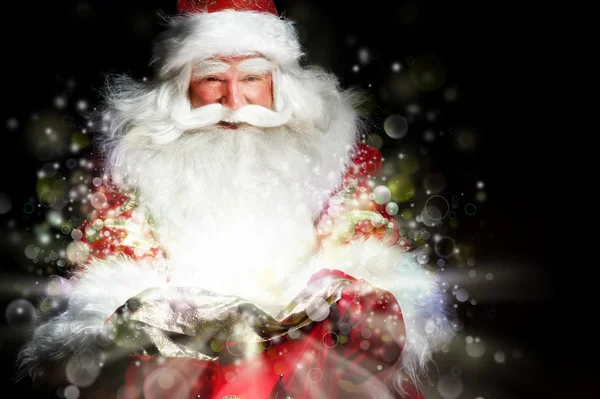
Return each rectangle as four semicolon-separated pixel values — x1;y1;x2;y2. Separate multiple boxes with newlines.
22;144;449;398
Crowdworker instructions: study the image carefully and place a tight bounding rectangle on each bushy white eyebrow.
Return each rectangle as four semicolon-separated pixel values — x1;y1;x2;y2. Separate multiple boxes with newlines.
191;60;230;80
237;58;275;75
192;57;274;80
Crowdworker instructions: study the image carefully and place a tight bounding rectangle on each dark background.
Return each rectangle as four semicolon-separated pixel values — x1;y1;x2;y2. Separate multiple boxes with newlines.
0;1;561;398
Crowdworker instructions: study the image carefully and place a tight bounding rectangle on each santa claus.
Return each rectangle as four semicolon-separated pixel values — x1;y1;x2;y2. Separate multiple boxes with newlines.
18;1;455;398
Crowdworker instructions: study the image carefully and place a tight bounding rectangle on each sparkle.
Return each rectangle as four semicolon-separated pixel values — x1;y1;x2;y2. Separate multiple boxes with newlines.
6;117;18;130
54;96;67;109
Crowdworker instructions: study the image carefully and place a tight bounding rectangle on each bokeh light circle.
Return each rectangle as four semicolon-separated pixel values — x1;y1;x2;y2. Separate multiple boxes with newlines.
424;195;450;220
434;236;456;258
226;333;247;357
423;173;446;194
322;332;339;348
39;190;57;207
383;114;409;139
143;367;189;399
5;298;36;329
308;368;323;383
437;374;463;399
307;298;330;322
465;203;476;215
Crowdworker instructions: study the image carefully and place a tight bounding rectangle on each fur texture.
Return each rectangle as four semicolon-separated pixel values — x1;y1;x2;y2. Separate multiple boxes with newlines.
96;63;365;313
284;238;456;392
16;256;169;381
152;11;303;77
18;239;454;393
18;9;455;398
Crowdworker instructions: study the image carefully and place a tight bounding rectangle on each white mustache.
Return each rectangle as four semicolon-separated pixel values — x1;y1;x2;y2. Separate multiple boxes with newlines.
170;101;292;131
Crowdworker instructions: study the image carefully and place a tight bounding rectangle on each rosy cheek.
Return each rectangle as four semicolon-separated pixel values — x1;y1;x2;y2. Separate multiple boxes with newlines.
190;85;217;107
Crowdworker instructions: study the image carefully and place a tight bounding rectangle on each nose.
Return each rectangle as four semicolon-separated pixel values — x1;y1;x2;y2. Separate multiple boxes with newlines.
220;81;247;110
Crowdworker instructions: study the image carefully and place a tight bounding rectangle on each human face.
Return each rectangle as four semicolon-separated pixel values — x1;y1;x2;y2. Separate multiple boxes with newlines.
189;57;274;111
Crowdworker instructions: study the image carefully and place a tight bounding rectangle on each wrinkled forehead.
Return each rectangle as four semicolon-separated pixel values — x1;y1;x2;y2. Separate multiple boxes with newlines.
191;56;276;78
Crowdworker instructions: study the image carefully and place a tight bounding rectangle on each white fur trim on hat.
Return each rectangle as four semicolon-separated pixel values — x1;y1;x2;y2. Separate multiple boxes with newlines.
152;10;303;77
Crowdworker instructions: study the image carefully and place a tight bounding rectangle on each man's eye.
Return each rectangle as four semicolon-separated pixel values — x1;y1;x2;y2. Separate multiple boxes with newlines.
244;76;260;82
204;77;219;82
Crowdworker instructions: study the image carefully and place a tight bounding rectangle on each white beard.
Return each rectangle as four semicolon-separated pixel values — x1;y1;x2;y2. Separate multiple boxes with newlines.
117;122;345;311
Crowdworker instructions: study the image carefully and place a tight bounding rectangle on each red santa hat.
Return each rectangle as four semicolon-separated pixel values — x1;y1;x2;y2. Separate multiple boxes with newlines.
152;0;304;77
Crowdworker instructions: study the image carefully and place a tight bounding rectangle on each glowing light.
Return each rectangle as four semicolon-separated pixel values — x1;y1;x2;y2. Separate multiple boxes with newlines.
466;339;485;357
383;114;408;139
90;192;108;209
71;229;83;241
64;385;80;399
358;47;370;64
316;218;333;235
373;185;392;205
288;329;301;339
54;96;67;109
47;211;63;226
66;241;90;263
39;233;51;245
434;236;456;258
385;202;399;215
143;368;189;398
455;288;469;302
406;104;420;114
339;322;351;334
306;298;330;322
7;117;18;130
92;219;104;231
5;298;36;328
417;253;429;265
437;374;463;398
423;129;436;142
308;368;323;383
387;174;415;203
494;351;506;363
420;205;441;227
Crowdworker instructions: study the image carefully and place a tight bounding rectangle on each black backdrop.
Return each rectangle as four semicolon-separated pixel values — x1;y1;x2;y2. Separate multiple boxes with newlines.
0;1;560;398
